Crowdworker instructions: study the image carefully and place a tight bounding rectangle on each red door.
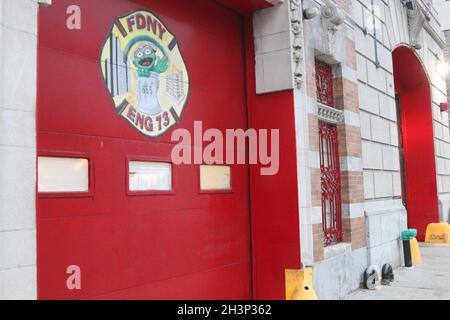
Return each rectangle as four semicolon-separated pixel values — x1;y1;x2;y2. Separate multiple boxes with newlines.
392;47;439;239
37;0;251;299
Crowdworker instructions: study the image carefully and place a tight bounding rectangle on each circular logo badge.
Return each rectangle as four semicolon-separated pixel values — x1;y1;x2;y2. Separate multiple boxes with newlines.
100;9;189;137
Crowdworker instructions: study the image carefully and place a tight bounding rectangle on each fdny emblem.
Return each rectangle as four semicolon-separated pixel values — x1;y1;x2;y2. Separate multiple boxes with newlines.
100;9;189;137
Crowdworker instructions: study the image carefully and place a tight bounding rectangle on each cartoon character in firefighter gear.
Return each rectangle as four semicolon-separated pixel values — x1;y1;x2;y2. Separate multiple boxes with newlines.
132;43;168;115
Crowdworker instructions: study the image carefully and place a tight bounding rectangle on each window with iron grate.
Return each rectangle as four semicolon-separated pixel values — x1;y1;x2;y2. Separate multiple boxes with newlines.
315;59;343;246
319;121;343;246
315;60;334;107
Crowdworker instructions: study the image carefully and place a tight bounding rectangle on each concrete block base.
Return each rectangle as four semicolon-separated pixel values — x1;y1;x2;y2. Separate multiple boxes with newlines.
313;246;367;300
438;194;450;223
366;205;407;269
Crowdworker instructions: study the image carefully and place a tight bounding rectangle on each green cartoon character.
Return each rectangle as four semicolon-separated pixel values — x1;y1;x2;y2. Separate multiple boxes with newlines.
133;43;168;78
132;43;168;115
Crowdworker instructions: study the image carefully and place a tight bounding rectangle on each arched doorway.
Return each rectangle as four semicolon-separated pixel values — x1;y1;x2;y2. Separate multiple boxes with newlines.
392;46;439;240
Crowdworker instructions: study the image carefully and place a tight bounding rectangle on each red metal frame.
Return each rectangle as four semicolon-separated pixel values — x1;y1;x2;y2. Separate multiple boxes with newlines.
125;155;176;196
315;60;334;107
319;121;343;246
37;150;95;199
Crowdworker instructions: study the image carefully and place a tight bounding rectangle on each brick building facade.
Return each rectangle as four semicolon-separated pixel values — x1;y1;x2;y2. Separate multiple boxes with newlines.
435;1;450;109
254;0;448;299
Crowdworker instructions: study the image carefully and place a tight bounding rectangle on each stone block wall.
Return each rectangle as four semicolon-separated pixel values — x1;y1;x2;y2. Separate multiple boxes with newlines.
365;201;407;268
0;0;39;300
439;27;450;223
300;0;368;299
353;0;402;206
353;0;448;274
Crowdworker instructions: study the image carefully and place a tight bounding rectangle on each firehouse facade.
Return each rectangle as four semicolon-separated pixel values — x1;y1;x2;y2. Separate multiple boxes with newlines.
0;0;449;300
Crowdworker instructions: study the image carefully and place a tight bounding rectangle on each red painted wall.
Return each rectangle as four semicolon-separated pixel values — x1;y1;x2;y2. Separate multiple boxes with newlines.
393;47;440;240
244;15;302;300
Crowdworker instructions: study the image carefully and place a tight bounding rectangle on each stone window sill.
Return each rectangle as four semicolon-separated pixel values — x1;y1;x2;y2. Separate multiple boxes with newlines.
323;242;352;260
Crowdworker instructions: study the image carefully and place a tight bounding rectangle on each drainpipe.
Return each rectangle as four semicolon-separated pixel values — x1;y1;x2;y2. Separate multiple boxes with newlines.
371;0;380;68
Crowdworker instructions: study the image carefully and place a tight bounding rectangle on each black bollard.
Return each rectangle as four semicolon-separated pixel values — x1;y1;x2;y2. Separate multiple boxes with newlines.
402;239;412;268
401;229;417;268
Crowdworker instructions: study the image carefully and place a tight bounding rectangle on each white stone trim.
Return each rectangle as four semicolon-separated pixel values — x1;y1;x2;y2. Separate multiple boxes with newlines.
266;0;284;5
423;20;445;49
438;193;450;223
0;0;38;300
311;206;323;224
336;64;357;83
342;202;365;219
254;1;296;94
343;110;361;127
317;102;344;123
307;96;318;114
339;156;363;172
323;242;352;260
364;198;405;215
294;87;315;267
310;151;320;169
37;0;52;6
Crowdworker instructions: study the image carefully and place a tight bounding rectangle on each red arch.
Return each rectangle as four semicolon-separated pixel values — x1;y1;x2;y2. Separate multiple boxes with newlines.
393;46;439;239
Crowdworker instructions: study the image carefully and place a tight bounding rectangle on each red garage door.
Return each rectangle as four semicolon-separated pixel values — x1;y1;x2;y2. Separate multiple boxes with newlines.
37;0;251;299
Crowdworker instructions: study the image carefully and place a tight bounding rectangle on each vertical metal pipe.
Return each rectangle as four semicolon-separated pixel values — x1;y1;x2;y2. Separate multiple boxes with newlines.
403;240;413;268
372;0;380;68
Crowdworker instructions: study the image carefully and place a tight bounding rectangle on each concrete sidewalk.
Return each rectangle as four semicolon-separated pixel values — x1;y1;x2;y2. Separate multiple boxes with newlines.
344;244;450;300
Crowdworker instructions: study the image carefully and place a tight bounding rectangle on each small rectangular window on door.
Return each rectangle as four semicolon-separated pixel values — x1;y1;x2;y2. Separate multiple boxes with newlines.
38;156;90;193
128;161;172;193
200;165;232;192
